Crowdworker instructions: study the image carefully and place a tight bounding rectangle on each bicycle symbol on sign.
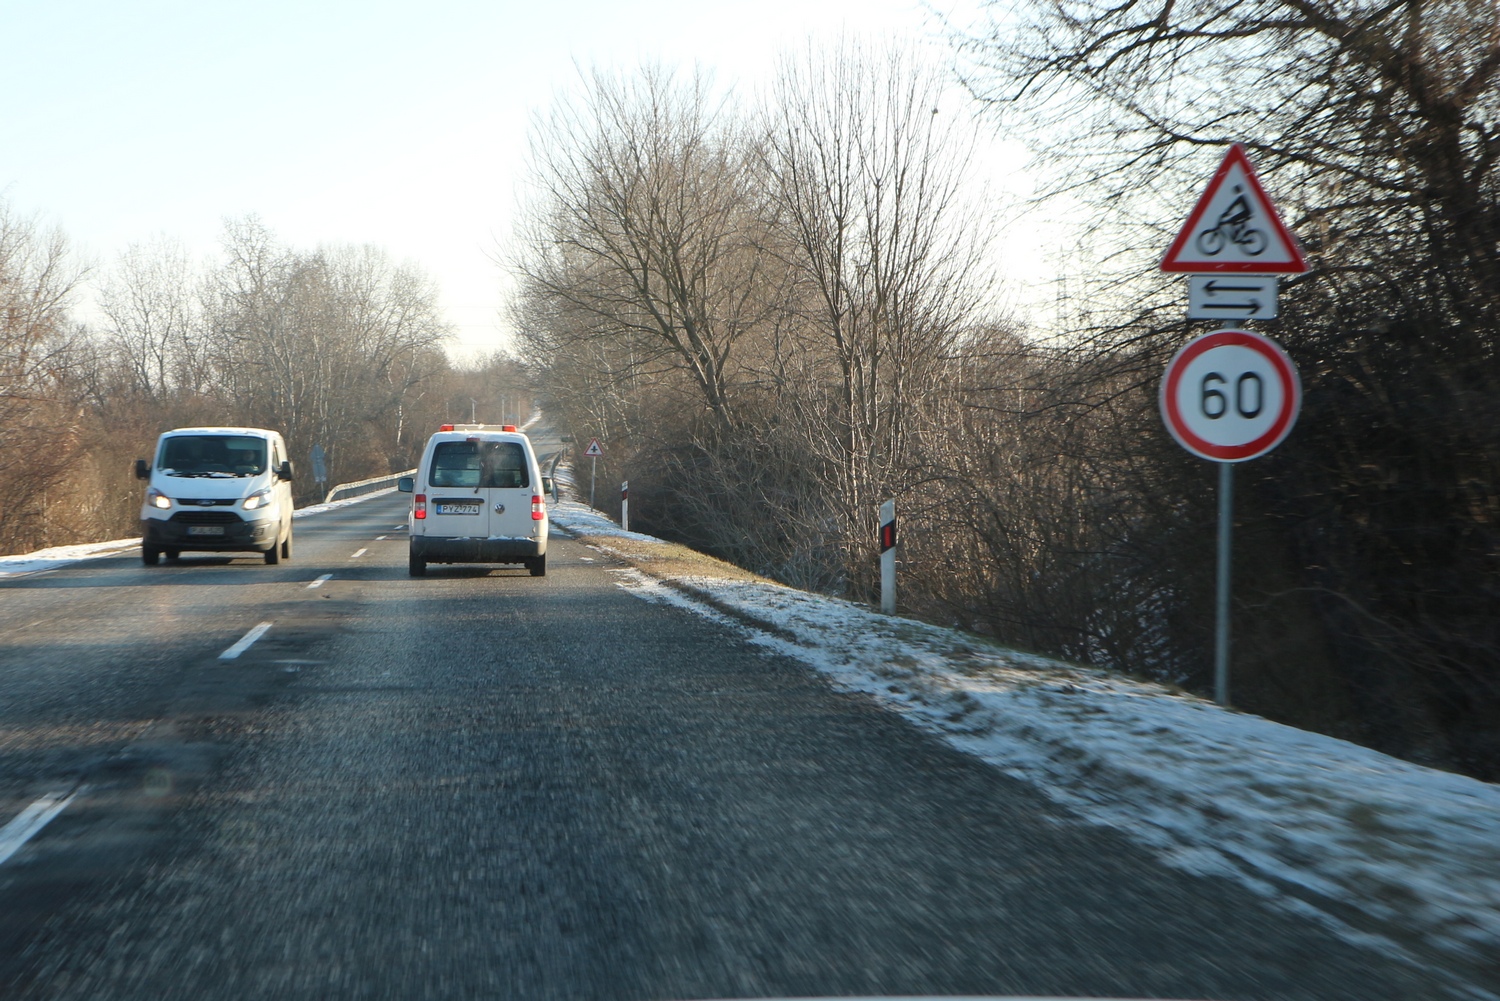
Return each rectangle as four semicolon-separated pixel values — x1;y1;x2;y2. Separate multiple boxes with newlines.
1196;185;1267;256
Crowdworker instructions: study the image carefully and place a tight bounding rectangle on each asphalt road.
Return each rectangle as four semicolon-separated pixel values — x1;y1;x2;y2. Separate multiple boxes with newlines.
0;491;1449;1000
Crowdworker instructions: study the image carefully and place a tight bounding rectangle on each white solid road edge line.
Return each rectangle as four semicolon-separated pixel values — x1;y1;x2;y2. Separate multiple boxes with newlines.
306;574;333;589
0;789;79;867
220;622;273;661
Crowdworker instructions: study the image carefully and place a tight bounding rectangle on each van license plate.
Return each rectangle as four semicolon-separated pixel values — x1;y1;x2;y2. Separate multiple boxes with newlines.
436;502;481;515
187;525;225;536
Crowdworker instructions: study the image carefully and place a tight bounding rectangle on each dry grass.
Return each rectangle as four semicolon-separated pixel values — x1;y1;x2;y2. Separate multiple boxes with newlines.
569;530;773;586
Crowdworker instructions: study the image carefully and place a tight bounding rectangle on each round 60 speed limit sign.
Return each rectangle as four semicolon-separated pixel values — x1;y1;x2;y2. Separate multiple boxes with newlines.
1160;329;1301;461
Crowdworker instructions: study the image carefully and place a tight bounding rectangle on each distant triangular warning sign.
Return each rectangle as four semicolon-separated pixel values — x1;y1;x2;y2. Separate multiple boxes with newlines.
1161;144;1307;274
583;438;604;457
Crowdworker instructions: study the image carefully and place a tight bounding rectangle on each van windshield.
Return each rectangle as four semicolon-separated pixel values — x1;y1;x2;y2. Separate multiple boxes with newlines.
158;435;268;477
430;440;529;489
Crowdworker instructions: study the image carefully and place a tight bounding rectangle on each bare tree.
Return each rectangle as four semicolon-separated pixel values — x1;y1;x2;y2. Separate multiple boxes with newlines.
759;40;998;590
514;65;776;432
98;235;200;402
202;219;451;492
0;201;88;552
953;0;1500;775
956;0;1500;321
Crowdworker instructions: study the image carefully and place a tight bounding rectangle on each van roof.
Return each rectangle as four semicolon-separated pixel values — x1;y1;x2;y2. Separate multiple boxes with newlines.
428;425;530;441
161;427;281;438
436;423;527;434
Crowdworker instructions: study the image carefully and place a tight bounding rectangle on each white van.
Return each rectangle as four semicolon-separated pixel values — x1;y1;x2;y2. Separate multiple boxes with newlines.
399;424;551;577
135;427;296;566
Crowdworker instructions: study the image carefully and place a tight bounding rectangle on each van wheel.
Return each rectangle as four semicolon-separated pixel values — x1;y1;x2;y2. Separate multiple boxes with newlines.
264;542;280;565
142;545;160;566
409;552;426;577
528;554;546;577
280;529;293;561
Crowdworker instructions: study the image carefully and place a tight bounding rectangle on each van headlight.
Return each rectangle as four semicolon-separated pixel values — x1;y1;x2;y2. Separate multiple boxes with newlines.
242;488;273;511
146;488;172;510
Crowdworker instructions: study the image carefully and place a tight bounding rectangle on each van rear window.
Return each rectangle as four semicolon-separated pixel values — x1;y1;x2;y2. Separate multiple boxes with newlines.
430;441;529;489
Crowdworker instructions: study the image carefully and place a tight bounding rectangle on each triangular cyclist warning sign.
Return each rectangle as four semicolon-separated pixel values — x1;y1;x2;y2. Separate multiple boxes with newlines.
583;438;604;457
1161;144;1307;274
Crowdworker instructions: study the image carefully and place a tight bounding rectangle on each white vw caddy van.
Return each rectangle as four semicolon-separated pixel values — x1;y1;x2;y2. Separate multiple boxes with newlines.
399;424;552;577
135;427;296;566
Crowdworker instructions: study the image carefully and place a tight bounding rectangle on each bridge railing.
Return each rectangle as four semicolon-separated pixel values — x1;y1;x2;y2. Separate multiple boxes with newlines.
323;469;416;505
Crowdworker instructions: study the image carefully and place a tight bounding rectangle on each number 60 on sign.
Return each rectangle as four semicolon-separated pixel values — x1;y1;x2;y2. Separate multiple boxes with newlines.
1160;329;1301;462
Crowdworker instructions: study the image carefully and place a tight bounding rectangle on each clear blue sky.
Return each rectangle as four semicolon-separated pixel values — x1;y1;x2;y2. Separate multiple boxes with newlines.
1;1;1012;359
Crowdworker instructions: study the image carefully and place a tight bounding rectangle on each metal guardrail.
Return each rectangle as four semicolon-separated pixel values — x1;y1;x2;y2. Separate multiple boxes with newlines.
323;469;416;505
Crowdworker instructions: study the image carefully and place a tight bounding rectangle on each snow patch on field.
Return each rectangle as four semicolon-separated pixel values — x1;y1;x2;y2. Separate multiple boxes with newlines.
552;499;1500;989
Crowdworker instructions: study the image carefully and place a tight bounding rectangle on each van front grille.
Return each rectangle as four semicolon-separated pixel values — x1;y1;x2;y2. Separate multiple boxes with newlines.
170;511;243;525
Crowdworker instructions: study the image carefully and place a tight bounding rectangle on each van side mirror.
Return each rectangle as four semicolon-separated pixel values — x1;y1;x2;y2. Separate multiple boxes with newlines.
397;476;414;493
134;458;149;481
541;477;554;496
279;460;295;481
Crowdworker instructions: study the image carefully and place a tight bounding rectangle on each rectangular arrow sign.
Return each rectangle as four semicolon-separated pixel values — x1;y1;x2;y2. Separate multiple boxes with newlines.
1187;275;1279;320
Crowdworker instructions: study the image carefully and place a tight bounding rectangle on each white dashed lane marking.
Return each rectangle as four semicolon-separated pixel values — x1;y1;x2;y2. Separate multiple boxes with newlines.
0;790;79;867
220;622;273;661
350;548;368;559
306;574;333;589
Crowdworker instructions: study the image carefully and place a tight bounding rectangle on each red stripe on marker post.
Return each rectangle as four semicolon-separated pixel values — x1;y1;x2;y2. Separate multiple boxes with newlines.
879;500;896;614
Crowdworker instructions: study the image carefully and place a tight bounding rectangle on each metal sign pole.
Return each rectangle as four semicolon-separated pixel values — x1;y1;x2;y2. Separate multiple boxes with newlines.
1215;462;1233;706
590;456;596;509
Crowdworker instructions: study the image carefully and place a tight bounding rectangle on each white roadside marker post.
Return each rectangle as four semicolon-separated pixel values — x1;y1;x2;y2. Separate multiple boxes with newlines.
879;499;896;615
621;480;629;532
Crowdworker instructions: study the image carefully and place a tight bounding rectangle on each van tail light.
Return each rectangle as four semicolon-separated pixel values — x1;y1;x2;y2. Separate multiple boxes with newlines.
502;425;517;432
531;495;545;520
439;424;454;432
414;493;427;519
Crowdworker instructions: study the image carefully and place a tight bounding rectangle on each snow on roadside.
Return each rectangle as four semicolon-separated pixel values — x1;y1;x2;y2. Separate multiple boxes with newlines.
0;488;396;578
552;498;1500;989
0;538;143;578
